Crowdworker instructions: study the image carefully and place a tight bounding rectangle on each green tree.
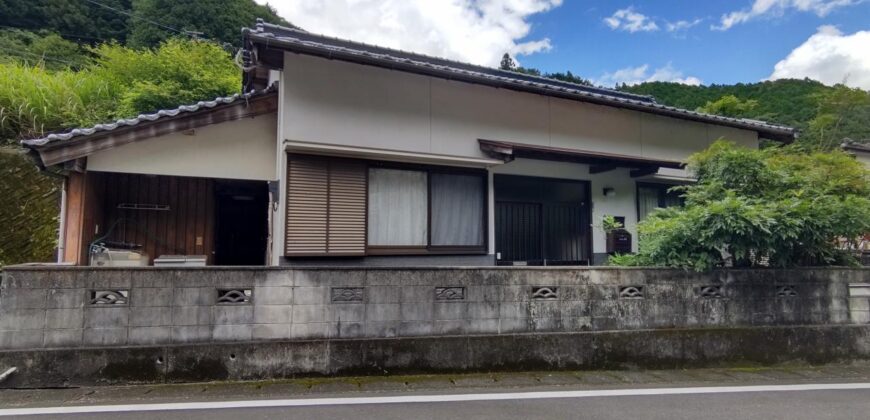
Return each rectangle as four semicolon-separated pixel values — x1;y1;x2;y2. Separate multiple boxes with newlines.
804;85;870;150
128;0;288;48
0;0;131;44
0;29;91;70
697;94;759;118
611;140;870;270
499;53;516;71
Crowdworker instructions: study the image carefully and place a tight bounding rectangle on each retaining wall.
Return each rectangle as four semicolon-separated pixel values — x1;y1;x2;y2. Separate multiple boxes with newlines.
1;266;868;349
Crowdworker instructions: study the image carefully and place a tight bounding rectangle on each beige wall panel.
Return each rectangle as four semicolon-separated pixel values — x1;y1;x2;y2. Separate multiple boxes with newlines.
706;124;759;148
640;113;710;161
87;114;277;180
549;97;642;155
283;53;431;154
430;78;550;157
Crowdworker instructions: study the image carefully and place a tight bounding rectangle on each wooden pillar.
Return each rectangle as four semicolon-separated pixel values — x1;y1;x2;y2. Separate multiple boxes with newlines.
61;172;86;264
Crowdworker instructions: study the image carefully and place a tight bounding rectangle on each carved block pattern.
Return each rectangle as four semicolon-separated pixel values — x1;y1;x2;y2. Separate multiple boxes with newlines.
217;289;252;304
331;287;364;302
776;285;798;298
89;290;129;305
619;286;644;299
435;287;465;301
698;285;723;298
531;287;558;300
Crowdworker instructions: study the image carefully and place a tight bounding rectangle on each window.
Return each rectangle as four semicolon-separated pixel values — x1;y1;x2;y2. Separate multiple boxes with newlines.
367;168;428;246
637;183;684;221
430;173;485;247
367;165;487;253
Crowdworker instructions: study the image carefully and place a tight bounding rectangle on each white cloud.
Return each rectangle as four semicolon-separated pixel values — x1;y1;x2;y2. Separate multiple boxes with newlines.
666;18;703;32
714;0;867;30
603;7;659;32
769;25;870;89
593;64;702;87
255;0;562;67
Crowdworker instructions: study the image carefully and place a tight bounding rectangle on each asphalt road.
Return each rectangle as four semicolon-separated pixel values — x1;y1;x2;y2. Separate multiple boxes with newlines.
3;384;870;419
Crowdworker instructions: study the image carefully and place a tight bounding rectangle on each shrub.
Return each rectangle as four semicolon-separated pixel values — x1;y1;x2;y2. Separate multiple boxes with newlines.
614;140;870;270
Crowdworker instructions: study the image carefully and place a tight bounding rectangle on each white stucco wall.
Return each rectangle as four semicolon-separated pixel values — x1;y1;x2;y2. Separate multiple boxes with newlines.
278;52;763;260
87;113;278;181
282;53;759;163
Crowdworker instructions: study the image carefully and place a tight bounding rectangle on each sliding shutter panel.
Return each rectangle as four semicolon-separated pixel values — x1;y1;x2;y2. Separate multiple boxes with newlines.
285;157;329;255
327;162;367;255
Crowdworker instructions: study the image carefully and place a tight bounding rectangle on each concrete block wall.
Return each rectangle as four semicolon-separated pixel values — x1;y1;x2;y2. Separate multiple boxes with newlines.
0;266;867;350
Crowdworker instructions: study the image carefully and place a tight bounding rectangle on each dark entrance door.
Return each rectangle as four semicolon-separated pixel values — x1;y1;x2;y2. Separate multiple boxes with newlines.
494;175;591;265
214;180;269;265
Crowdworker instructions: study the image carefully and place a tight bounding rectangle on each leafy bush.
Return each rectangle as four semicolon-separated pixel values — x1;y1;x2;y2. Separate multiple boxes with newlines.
0;38;239;145
614;140;870;270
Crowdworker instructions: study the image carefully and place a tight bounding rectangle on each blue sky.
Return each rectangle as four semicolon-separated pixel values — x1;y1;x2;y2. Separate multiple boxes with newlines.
519;0;870;86
261;1;870;89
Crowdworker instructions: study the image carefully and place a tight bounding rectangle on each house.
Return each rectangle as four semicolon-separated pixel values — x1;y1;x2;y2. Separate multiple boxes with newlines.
842;140;870;168
22;20;796;267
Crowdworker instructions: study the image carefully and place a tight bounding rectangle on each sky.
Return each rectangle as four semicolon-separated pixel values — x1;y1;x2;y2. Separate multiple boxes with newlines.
254;1;870;89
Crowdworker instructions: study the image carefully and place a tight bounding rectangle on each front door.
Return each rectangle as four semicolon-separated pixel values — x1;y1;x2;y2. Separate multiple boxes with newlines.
494;175;591;265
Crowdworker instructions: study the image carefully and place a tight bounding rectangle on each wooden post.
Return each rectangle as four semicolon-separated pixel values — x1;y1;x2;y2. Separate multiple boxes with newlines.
62;172;86;264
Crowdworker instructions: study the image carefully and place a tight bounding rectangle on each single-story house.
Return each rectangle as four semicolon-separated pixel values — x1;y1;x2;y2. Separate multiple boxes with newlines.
22;20;796;267
842;140;870;168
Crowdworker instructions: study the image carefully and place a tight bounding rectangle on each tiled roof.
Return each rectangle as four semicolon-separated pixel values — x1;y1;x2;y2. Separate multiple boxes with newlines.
245;20;796;142
21;84;278;147
842;139;870;153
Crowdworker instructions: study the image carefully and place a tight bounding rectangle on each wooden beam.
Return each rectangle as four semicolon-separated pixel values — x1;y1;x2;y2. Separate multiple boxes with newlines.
589;165;617;174
62;172;86;264
630;167;660;178
39;93;278;167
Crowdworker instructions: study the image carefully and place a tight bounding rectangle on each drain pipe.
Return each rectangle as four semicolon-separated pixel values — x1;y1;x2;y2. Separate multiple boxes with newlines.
0;367;17;383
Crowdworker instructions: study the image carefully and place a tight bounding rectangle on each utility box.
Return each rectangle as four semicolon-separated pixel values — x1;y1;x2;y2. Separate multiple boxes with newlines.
606;230;632;254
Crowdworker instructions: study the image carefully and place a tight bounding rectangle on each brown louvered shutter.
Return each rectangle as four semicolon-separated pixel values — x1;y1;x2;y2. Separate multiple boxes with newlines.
327;161;367;255
286;157;328;255
285;155;367;256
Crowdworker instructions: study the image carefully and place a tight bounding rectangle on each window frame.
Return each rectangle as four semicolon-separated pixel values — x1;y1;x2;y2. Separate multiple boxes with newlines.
365;160;489;256
635;181;685;222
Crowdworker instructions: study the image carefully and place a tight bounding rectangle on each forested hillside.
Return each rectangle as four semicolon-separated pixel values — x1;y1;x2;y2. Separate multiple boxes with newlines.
620;80;870;150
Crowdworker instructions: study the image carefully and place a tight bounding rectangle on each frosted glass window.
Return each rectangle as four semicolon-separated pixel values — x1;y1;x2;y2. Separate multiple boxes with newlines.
367;168;428;246
637;186;661;221
431;173;485;246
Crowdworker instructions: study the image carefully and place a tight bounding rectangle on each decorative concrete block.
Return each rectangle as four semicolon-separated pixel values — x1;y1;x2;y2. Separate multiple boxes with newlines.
212;324;252;342
46;289;84;309
132;287;174;307
128;326;171;345
83;328;127;346
291;305;327;324
130;307;173;327
170;325;211;343
84;308;129;328
253;287;293;305
43;329;82;348
212;306;254;325
44;309;83;329
172;306;212;326
254;305;293;324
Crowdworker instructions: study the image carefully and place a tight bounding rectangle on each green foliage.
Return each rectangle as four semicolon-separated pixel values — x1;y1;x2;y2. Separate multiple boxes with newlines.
0;29;91;70
499;53;516;71
621;79;870;151
697;95;758;118
600;215;624;233
127;0;288;48
613;140;870;271
0;39;239;145
498;52;591;86
0;0;132;44
0;148;60;266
